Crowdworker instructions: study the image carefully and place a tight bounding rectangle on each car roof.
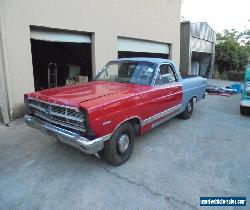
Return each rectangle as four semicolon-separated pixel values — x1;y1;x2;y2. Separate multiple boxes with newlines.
112;57;174;65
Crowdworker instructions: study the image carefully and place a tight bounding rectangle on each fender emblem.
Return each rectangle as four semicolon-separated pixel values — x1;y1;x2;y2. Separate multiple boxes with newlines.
45;107;52;116
103;121;111;126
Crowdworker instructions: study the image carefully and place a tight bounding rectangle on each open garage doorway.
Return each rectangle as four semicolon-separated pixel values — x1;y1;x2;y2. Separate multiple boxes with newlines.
118;37;169;59
30;28;92;91
191;51;211;77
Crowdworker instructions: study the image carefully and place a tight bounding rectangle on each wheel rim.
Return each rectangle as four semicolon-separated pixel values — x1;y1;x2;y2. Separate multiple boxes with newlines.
187;102;192;112
117;134;130;154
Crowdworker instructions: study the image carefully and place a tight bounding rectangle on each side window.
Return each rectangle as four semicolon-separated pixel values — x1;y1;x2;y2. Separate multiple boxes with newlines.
155;64;177;85
102;64;119;80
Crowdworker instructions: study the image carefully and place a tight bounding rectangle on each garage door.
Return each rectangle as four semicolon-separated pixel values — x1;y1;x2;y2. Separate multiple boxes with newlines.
30;28;91;43
30;28;92;91
117;37;170;59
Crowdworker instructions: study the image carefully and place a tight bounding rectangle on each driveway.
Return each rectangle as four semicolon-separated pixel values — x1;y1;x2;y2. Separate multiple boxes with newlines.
0;86;249;209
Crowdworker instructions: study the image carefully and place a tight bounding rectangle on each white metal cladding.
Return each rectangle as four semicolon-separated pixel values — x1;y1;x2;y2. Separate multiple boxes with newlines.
191;37;213;53
30;28;91;43
117;37;170;54
190;22;216;43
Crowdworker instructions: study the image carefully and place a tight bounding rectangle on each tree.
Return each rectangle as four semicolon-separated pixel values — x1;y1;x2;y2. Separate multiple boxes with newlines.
215;29;250;73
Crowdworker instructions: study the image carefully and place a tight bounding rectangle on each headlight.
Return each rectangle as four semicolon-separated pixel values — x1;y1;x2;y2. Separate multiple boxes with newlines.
24;95;33;114
78;110;85;123
245;82;250;92
81;109;95;137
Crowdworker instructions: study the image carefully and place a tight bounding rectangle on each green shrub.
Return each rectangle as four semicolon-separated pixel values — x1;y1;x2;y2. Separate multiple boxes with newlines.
212;70;244;82
226;71;244;82
220;72;228;80
212;68;220;79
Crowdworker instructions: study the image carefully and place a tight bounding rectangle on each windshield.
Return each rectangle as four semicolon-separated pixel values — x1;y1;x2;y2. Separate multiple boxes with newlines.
95;61;156;85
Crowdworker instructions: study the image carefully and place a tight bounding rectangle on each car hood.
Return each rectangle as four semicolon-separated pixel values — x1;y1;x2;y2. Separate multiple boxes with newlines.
27;81;150;108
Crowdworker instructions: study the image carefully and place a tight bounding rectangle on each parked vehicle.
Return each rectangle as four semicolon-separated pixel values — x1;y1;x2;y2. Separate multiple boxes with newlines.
24;58;207;165
240;66;250;115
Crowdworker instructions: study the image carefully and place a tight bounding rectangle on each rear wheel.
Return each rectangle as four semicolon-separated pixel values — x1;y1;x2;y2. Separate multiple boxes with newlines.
178;99;193;120
101;123;135;165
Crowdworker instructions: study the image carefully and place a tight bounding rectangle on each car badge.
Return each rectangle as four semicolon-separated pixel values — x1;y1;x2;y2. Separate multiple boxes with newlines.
45;107;51;115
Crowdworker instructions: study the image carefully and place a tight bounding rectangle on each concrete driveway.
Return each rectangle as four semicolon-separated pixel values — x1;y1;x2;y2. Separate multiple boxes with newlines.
0;91;249;209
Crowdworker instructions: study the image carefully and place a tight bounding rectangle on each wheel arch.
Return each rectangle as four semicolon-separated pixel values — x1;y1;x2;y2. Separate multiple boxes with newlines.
113;117;142;136
192;96;198;103
127;117;141;135
184;95;196;107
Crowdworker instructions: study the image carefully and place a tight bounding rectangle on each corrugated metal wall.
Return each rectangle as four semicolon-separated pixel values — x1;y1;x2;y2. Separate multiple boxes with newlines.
191;37;213;53
190;22;216;42
180;22;216;77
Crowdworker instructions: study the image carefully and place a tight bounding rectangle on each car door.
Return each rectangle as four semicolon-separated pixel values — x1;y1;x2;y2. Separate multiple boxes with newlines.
149;63;183;121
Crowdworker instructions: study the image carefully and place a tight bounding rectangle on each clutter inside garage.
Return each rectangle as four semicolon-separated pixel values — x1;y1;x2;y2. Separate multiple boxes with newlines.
30;40;92;91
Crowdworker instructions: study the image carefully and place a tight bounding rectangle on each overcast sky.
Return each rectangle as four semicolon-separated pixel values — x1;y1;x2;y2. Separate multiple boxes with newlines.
181;0;250;33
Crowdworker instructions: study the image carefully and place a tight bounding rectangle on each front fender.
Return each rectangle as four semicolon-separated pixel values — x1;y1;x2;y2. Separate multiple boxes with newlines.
87;106;142;137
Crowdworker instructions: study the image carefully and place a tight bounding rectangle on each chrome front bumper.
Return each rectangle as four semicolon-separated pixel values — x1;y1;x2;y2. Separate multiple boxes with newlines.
24;115;111;154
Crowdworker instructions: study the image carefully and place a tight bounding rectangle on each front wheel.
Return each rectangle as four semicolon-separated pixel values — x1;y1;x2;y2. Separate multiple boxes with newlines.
178;99;193;120
240;106;250;116
101;123;135;165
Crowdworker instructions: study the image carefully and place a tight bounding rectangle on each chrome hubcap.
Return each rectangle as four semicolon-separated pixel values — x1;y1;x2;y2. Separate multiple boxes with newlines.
187;102;192;112
117;134;130;154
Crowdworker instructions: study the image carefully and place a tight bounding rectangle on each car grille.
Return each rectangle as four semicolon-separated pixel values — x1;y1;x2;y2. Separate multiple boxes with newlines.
27;99;85;131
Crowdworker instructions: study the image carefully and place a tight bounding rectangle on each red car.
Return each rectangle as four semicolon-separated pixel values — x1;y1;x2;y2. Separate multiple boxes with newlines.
25;58;206;165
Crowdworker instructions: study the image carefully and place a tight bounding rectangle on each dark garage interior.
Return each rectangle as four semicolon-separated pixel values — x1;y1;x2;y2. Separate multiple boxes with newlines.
118;51;169;59
30;39;92;91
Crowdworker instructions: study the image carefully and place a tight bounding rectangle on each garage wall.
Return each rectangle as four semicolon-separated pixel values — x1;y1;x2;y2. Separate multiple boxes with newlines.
1;0;181;118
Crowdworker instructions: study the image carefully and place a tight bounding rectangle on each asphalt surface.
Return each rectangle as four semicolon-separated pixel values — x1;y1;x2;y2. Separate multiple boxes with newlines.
0;83;250;210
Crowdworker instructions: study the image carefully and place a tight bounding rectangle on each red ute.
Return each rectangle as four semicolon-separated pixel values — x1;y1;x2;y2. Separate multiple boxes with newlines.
25;58;206;165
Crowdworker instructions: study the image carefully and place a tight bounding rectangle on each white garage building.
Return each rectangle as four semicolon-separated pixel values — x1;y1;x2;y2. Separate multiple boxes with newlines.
0;0;181;123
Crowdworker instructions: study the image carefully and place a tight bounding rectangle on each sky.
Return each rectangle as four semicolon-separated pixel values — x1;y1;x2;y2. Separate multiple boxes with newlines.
181;0;250;33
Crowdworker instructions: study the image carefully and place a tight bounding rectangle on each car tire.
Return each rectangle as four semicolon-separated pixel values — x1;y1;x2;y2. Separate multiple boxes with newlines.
240;106;249;116
178;99;193;120
100;122;135;165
